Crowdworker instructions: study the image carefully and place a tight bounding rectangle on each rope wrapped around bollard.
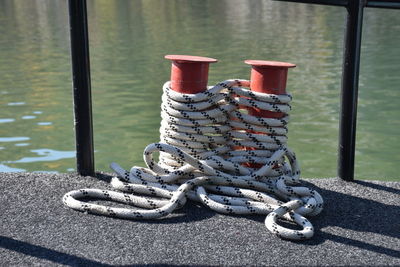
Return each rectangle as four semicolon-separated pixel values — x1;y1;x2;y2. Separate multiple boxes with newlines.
63;80;323;241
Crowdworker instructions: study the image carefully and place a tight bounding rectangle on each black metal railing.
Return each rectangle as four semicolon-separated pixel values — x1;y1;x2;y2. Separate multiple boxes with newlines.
275;0;399;181
68;0;94;176
67;0;398;180
277;0;400;9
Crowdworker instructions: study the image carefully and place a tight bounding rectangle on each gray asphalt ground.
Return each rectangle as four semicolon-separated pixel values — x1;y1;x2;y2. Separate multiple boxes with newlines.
1;172;399;266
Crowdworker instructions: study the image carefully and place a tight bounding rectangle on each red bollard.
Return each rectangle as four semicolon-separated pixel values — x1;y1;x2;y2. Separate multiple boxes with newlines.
244;60;296;118
165;55;217;94
244;60;296;169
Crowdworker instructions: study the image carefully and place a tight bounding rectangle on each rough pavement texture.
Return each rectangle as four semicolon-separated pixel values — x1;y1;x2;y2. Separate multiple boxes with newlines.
1;172;399;266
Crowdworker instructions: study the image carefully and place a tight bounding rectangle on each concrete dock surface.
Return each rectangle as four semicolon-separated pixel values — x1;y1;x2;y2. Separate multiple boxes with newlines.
1;172;399;266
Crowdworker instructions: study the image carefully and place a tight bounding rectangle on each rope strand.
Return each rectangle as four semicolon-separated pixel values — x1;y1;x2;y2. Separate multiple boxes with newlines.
63;80;323;241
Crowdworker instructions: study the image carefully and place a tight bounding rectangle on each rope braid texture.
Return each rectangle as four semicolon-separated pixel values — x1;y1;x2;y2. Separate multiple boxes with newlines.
63;79;323;241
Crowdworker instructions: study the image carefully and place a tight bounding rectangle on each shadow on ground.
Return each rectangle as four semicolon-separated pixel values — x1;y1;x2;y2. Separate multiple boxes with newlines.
1;172;399;266
96;172;400;258
0;236;194;267
293;180;400;258
0;236;108;267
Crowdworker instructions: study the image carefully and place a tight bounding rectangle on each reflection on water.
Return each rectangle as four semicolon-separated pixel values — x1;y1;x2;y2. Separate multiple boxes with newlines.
0;0;399;180
0;164;25;172
7;149;75;164
0;137;30;142
22;115;36;120
7;102;26;106
37;122;52;126
0;118;15;123
14;143;30;147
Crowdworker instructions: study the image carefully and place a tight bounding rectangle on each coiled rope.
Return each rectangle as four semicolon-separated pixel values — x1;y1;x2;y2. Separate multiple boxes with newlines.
63;80;323;240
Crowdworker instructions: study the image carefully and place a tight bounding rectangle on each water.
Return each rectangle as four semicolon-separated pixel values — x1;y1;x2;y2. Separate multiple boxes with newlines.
1;0;399;180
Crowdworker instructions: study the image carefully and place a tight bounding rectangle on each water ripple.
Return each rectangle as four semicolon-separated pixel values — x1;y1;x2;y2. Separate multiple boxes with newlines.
37;122;52;126
7;149;75;163
14;143;30;147
7;102;25;106
0;118;15;123
0;137;30;142
22;115;36;120
0;164;26;172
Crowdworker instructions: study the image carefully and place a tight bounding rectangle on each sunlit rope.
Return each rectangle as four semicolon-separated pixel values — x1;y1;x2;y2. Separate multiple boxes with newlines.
63;80;323;240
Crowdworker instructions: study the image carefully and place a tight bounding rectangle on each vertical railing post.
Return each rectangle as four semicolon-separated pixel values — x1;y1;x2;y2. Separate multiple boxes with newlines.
68;0;95;176
338;0;365;181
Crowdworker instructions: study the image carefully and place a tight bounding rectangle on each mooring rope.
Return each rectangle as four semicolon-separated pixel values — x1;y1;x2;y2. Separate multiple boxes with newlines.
63;80;323;240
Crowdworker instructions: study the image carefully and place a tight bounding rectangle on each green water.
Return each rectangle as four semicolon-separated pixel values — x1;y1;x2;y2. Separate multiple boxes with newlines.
0;0;399;180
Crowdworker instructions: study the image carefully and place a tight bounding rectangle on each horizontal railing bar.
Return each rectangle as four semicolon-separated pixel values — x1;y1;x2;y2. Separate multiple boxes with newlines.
273;0;347;7
274;0;400;9
366;1;400;9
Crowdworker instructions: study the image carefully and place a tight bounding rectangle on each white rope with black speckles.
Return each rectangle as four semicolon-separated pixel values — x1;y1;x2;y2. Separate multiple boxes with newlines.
63;80;323;240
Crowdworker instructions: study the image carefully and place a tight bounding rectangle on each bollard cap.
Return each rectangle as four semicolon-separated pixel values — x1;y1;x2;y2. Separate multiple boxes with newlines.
244;60;296;69
245;59;296;118
165;55;217;94
244;59;296;95
165;55;217;63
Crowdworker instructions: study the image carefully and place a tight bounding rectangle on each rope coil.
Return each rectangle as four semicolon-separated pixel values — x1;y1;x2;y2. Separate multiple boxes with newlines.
63;79;323;241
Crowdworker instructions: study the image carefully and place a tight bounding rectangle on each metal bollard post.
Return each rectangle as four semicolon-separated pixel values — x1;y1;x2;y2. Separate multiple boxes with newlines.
244;60;296;168
164;55;217;93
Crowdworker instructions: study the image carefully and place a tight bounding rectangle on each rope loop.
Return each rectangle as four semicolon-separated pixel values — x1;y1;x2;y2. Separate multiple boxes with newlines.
265;199;314;240
63;79;323;241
